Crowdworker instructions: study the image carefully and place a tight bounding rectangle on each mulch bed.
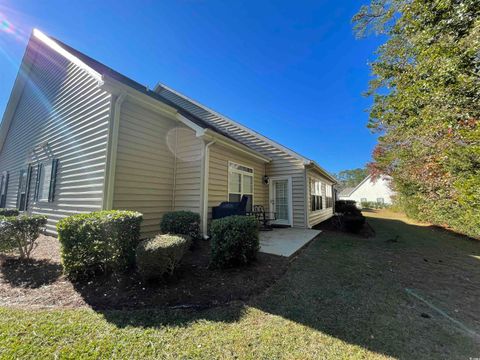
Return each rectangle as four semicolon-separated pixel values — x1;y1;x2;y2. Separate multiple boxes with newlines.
0;235;289;310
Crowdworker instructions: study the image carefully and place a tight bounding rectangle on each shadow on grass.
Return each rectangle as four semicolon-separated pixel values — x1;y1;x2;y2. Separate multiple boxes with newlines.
85;216;480;358
0;256;62;288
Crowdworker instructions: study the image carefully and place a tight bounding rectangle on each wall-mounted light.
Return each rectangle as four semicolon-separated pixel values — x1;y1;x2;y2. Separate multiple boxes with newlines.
263;175;269;185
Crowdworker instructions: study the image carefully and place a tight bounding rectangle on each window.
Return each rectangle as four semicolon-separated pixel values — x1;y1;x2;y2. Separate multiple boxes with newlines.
228;162;253;212
377;198;384;204
17;165;33;211
0;171;9;208
325;185;333;208
310;179;323;211
35;159;59;202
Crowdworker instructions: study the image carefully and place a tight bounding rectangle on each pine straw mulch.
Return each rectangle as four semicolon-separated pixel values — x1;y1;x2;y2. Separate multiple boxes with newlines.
0;235;289;310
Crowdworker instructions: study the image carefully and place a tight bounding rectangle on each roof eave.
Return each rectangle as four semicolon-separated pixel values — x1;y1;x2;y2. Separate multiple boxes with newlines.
201;129;271;163
305;160;337;184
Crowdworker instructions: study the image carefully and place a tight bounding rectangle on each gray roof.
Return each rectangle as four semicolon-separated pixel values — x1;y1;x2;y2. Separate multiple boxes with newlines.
338;187;355;197
48;36;237;142
44;34;336;182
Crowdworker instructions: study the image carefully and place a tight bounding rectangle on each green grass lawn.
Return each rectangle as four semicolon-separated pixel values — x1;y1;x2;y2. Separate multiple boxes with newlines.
1;210;479;359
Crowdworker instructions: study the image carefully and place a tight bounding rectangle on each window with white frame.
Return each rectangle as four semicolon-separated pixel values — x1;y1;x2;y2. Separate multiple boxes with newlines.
35;159;59;203
310;179;323;211
325;184;333;208
38;162;52;202
228;162;254;212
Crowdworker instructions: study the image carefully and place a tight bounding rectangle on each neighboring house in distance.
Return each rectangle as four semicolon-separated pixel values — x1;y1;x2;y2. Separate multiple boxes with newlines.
0;30;336;237
338;175;394;206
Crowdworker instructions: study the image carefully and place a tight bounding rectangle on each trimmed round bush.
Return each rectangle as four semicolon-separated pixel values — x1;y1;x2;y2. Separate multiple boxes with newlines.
160;211;201;241
210;215;259;269
0;215;47;257
136;234;191;280
0;209;20;217
335;200;360;215
57;210;143;280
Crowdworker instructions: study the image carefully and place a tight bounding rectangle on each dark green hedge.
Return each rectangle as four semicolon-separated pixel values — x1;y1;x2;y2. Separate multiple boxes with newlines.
57;210;143;280
210;215;259;269
0;208;20;217
335;200;359;214
136;234;191;280
160;211;201;241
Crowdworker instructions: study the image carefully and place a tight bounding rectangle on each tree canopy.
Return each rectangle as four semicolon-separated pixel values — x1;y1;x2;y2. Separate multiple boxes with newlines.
334;168;369;190
354;0;480;239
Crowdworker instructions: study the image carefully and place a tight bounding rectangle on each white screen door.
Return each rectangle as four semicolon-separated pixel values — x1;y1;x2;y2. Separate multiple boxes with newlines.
271;178;291;226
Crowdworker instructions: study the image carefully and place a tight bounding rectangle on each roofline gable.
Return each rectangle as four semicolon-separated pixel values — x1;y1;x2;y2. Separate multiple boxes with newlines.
154;82;312;164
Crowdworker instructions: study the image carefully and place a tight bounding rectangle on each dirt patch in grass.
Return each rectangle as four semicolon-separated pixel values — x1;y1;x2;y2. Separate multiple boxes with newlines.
0;235;288;310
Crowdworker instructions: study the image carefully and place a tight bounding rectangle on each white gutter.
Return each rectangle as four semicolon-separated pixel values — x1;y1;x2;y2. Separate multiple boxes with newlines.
101;77;177;118
154;82;310;163
201;140;216;238
103;93;126;210
201;129;271;163
306;160;337;184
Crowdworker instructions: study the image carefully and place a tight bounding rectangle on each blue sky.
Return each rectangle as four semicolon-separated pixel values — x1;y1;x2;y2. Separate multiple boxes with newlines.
0;0;382;174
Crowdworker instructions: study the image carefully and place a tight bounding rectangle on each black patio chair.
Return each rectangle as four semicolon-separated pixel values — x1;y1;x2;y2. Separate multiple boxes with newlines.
248;205;276;231
212;195;248;219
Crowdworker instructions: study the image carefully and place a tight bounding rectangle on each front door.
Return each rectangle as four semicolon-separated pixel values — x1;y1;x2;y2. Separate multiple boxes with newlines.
270;178;291;226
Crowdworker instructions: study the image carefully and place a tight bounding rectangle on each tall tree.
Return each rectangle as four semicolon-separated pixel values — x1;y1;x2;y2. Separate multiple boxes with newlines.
354;0;480;238
334;168;369;190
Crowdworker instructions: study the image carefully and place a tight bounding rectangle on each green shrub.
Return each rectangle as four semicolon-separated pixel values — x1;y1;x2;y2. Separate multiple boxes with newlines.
210;215;259;269
335;200;361;214
0;215;47;258
160;211;201;241
360;201;389;209
57;210;143;280
136;234;191;280
0;208;19;217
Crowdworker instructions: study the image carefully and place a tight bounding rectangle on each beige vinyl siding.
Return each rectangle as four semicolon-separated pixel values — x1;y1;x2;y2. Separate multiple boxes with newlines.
112;101;203;237
208;143;267;220
157;88;308;227
112;100;177;237
266;159;306;227
0;40;111;235
307;169;334;227
172;128;203;213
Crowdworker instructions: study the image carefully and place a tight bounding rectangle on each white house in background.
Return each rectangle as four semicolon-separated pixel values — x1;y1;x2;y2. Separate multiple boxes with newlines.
338;175;394;205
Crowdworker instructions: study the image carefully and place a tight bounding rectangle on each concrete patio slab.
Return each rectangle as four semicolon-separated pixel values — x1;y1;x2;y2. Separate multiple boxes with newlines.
259;228;321;257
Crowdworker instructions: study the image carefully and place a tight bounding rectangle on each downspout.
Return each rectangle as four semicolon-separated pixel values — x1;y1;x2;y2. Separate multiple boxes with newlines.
103;93;126;210
201;140;216;238
304;167;310;228
172;128;178;210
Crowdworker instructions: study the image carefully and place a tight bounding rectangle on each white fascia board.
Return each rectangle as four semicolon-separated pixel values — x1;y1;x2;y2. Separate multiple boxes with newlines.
33;29;103;85
176;113;206;136
347;175;372;197
154;82;310;163
101;77;178;117
102;78;212;137
201;129;271;163
306;161;337;184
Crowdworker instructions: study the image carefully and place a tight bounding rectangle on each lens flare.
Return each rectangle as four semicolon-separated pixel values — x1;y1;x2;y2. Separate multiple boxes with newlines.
0;14;15;34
